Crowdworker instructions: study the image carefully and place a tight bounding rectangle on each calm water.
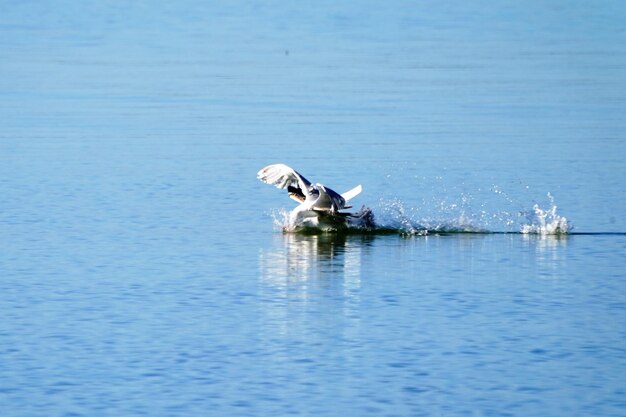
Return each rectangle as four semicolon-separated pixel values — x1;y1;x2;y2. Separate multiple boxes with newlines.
2;1;626;416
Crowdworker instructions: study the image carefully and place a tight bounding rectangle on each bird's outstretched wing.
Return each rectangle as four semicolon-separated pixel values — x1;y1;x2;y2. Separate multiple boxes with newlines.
257;164;311;202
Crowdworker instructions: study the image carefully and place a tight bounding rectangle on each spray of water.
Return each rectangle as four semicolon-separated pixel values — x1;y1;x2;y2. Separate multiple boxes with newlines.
269;190;572;235
520;193;571;235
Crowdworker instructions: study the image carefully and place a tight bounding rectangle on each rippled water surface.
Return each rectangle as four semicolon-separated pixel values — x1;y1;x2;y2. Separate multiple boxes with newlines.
2;1;626;416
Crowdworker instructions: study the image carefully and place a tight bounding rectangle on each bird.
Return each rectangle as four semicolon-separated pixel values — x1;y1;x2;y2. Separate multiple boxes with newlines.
257;163;368;229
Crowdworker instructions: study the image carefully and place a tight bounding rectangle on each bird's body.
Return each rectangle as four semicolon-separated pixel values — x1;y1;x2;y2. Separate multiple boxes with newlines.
257;164;374;230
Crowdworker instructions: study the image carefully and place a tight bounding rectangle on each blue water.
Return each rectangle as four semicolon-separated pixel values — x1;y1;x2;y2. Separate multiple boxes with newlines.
2;1;626;416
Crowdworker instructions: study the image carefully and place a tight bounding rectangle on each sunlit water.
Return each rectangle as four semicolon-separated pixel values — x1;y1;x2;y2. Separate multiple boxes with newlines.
2;1;626;417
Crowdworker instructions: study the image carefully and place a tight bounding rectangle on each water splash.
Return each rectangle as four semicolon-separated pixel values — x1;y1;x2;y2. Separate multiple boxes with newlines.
268;191;572;236
520;193;571;235
271;209;291;231
374;198;488;235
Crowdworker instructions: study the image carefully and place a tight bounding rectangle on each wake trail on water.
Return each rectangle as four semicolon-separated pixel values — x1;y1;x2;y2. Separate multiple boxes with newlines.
371;191;571;235
271;191;573;236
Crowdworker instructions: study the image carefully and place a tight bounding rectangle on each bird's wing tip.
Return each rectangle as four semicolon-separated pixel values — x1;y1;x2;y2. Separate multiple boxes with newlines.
341;184;362;202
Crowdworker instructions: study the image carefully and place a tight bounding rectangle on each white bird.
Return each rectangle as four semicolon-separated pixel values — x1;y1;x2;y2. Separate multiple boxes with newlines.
257;163;367;229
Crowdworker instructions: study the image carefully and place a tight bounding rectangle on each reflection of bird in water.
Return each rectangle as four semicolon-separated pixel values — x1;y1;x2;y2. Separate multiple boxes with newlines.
260;233;376;289
257;163;375;230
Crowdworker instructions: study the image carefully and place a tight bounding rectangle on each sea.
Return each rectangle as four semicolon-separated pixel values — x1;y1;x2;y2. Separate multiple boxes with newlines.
1;1;626;416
